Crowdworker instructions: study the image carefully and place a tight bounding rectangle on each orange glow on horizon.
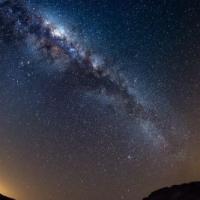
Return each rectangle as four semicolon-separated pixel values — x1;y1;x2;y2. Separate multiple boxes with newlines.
0;182;17;198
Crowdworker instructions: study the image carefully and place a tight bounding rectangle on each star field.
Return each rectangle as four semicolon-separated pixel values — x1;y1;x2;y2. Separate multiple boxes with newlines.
0;0;200;200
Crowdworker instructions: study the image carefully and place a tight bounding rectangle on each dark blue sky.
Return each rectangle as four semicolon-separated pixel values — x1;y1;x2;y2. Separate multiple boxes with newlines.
1;0;200;200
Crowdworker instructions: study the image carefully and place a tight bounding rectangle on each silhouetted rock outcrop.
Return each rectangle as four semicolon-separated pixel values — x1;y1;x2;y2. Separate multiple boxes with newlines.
143;182;200;200
0;194;15;200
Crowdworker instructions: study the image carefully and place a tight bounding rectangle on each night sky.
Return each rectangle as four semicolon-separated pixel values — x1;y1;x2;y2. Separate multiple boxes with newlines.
0;0;200;200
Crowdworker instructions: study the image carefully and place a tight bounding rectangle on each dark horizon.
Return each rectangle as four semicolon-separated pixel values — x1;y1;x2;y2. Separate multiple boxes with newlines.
0;193;15;200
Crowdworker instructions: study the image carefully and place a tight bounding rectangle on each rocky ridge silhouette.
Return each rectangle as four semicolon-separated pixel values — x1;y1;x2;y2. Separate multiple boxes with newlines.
144;182;200;200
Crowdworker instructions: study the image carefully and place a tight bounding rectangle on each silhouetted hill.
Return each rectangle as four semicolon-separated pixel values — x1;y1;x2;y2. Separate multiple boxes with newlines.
0;194;15;200
143;182;200;200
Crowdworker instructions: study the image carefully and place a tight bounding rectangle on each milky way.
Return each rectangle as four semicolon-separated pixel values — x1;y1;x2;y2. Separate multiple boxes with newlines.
0;0;159;124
